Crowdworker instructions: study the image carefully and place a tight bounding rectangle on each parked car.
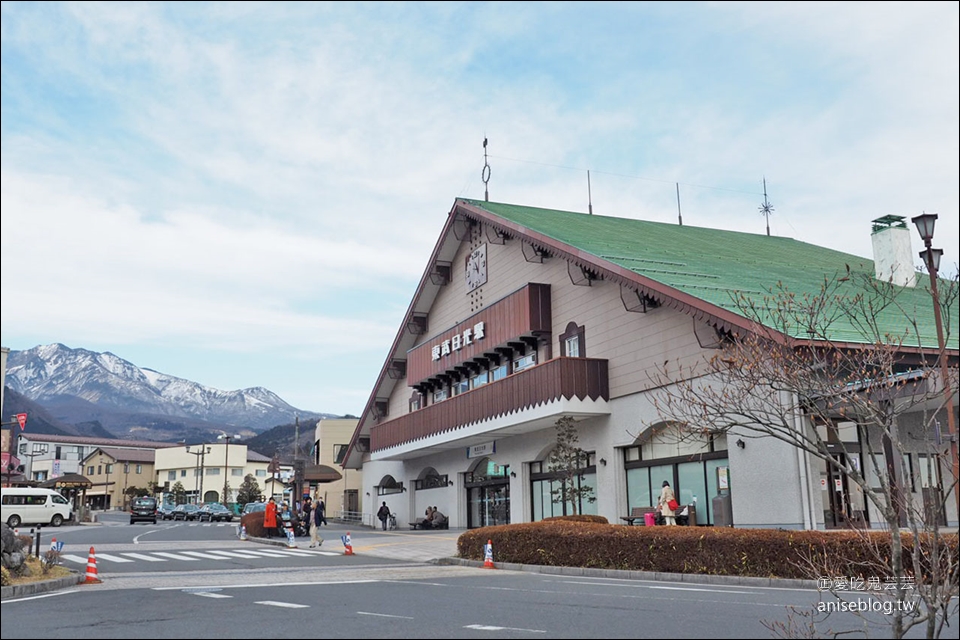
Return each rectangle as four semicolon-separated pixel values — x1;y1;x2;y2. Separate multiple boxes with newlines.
241;501;266;516
158;503;177;520
1;488;73;528
129;496;158;525
197;503;234;522
172;504;200;521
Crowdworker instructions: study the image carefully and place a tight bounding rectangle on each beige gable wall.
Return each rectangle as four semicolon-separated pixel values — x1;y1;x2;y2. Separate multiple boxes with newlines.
386;222;713;412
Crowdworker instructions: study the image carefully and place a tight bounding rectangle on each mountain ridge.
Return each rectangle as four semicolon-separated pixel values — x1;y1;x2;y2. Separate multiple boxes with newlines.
4;343;335;444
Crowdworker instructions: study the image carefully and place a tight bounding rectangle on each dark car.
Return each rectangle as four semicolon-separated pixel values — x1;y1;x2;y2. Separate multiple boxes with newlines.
241;501;266;516
158;503;177;520
197;503;233;522
172;504;200;521
129;496;158;525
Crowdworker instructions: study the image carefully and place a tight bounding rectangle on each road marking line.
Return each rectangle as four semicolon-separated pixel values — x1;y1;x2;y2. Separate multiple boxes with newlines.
465;624;546;633
120;553;167;562
256;601;310;608
357;611;414;619
194;592;232;598
201;550;263;558
181;551;234;560
88;553;134;563
61;554;91;564
153;552;199;561
648;586;754;594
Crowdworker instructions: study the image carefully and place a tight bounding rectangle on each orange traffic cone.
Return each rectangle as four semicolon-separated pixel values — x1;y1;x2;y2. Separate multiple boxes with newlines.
84;546;102;584
483;539;495;569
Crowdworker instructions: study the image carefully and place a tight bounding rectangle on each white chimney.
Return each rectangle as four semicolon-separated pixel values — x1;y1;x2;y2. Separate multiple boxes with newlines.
871;215;916;288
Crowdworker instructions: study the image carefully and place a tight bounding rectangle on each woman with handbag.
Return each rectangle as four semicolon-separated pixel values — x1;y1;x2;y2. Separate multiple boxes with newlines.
657;480;678;526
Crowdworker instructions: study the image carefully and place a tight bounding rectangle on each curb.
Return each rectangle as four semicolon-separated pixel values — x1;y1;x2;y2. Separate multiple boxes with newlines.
435;557;819;590
0;570;83;600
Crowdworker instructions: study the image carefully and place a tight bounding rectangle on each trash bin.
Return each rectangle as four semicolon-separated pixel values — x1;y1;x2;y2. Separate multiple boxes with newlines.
644;512;656;527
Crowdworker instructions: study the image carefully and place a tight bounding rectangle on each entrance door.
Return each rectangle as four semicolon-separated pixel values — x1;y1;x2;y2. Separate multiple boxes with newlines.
820;454;852;528
467;483;510;528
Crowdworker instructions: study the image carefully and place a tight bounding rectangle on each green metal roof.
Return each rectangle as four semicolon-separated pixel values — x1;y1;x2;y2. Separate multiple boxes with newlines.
462;199;957;350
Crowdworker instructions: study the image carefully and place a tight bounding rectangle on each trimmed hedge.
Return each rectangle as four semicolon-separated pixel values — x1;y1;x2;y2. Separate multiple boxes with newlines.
457;521;959;580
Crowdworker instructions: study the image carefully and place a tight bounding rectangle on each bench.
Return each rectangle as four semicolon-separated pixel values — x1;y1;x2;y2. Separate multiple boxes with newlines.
409;517;449;530
621;506;657;525
621;505;697;526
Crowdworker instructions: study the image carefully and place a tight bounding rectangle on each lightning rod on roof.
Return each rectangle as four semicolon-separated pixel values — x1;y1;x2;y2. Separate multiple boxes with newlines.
587;170;593;215
759;176;775;236
676;182;683;226
482;137;491;202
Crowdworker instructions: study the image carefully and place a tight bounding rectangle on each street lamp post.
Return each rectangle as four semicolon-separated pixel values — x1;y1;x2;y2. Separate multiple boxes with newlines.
186;445;211;504
99;455;112;511
218;433;240;505
911;212;959;520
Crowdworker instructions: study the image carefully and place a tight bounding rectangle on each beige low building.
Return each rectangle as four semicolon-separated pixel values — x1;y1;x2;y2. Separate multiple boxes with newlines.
311;418;362;518
154;442;272;505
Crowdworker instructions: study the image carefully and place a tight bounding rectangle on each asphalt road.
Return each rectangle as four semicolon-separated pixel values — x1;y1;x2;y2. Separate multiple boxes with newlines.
2;513;950;639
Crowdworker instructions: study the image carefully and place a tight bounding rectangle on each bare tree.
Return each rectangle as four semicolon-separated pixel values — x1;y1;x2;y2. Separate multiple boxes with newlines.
649;267;958;639
547;416;596;516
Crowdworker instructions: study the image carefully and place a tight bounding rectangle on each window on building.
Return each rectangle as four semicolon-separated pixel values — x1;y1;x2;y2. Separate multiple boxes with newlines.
452;377;469;396
491;363;509;381
167;470;177;481
560;321;586;357
471;371;489;389
433;387;448;403
87;465;95;475
55;445;62;459
513;353;536;373
136;464;143;474
33;444;49;454
333;444;348;465
256;469;267;477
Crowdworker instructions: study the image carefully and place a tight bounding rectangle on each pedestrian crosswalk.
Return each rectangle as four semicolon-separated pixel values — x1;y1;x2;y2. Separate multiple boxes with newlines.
60;547;339;566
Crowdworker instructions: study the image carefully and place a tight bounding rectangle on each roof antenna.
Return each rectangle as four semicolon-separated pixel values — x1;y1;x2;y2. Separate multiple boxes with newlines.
482;137;491;202
676;182;683;226
759;176;774;236
587;170;593;215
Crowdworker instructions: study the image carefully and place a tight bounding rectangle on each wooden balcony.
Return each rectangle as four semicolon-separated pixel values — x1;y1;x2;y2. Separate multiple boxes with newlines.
370;357;609;452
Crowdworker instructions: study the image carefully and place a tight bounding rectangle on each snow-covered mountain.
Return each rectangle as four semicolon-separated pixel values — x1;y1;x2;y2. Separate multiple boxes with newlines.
5;343;327;440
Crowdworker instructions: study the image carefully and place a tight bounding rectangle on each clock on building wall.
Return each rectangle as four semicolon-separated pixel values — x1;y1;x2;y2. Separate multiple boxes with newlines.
465;243;488;292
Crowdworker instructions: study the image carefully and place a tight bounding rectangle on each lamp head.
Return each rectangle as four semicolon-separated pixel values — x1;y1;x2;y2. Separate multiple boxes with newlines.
911;212;938;243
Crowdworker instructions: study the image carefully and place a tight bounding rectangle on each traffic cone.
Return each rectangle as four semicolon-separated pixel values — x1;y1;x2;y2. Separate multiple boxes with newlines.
341;532;354;555
483;539;495;569
84;546;102;584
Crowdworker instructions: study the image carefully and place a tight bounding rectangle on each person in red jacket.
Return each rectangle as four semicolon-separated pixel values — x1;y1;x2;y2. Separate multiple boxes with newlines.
263;496;278;537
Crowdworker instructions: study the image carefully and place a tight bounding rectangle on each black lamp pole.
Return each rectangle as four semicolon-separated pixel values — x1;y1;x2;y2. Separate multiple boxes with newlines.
911;212;959;521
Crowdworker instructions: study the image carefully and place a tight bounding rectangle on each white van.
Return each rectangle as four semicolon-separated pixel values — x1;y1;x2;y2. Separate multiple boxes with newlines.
1;487;74;528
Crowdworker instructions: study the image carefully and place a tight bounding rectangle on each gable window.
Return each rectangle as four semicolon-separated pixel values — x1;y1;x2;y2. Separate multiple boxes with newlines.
560;321;586;357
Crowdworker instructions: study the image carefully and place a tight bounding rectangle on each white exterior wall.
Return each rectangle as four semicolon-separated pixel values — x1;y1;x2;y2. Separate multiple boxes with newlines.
367;221;898;531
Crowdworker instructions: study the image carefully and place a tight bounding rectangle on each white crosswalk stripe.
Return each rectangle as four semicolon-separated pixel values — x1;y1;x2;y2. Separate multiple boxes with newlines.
152;552;200;561
120;553;167;562
59;547;341;566
88;552;134;563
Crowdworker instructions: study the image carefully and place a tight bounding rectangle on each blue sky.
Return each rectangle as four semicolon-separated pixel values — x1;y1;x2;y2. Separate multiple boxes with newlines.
2;2;957;416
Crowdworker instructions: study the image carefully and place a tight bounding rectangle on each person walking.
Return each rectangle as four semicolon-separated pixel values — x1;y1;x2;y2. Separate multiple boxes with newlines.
315;496;327;526
264;496;278;537
309;495;324;548
377;501;391;531
301;497;313;537
658;480;677;526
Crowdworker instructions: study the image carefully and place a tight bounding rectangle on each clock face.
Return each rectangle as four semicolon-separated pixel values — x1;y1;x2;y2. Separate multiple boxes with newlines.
465;243;487;292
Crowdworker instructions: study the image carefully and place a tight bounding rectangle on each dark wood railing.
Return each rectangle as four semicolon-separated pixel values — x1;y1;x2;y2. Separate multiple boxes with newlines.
370;357;608;452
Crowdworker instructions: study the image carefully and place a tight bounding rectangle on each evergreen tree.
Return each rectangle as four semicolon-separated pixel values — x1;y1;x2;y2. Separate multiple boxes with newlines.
171;481;187;505
236;474;263;509
547;416;595;515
